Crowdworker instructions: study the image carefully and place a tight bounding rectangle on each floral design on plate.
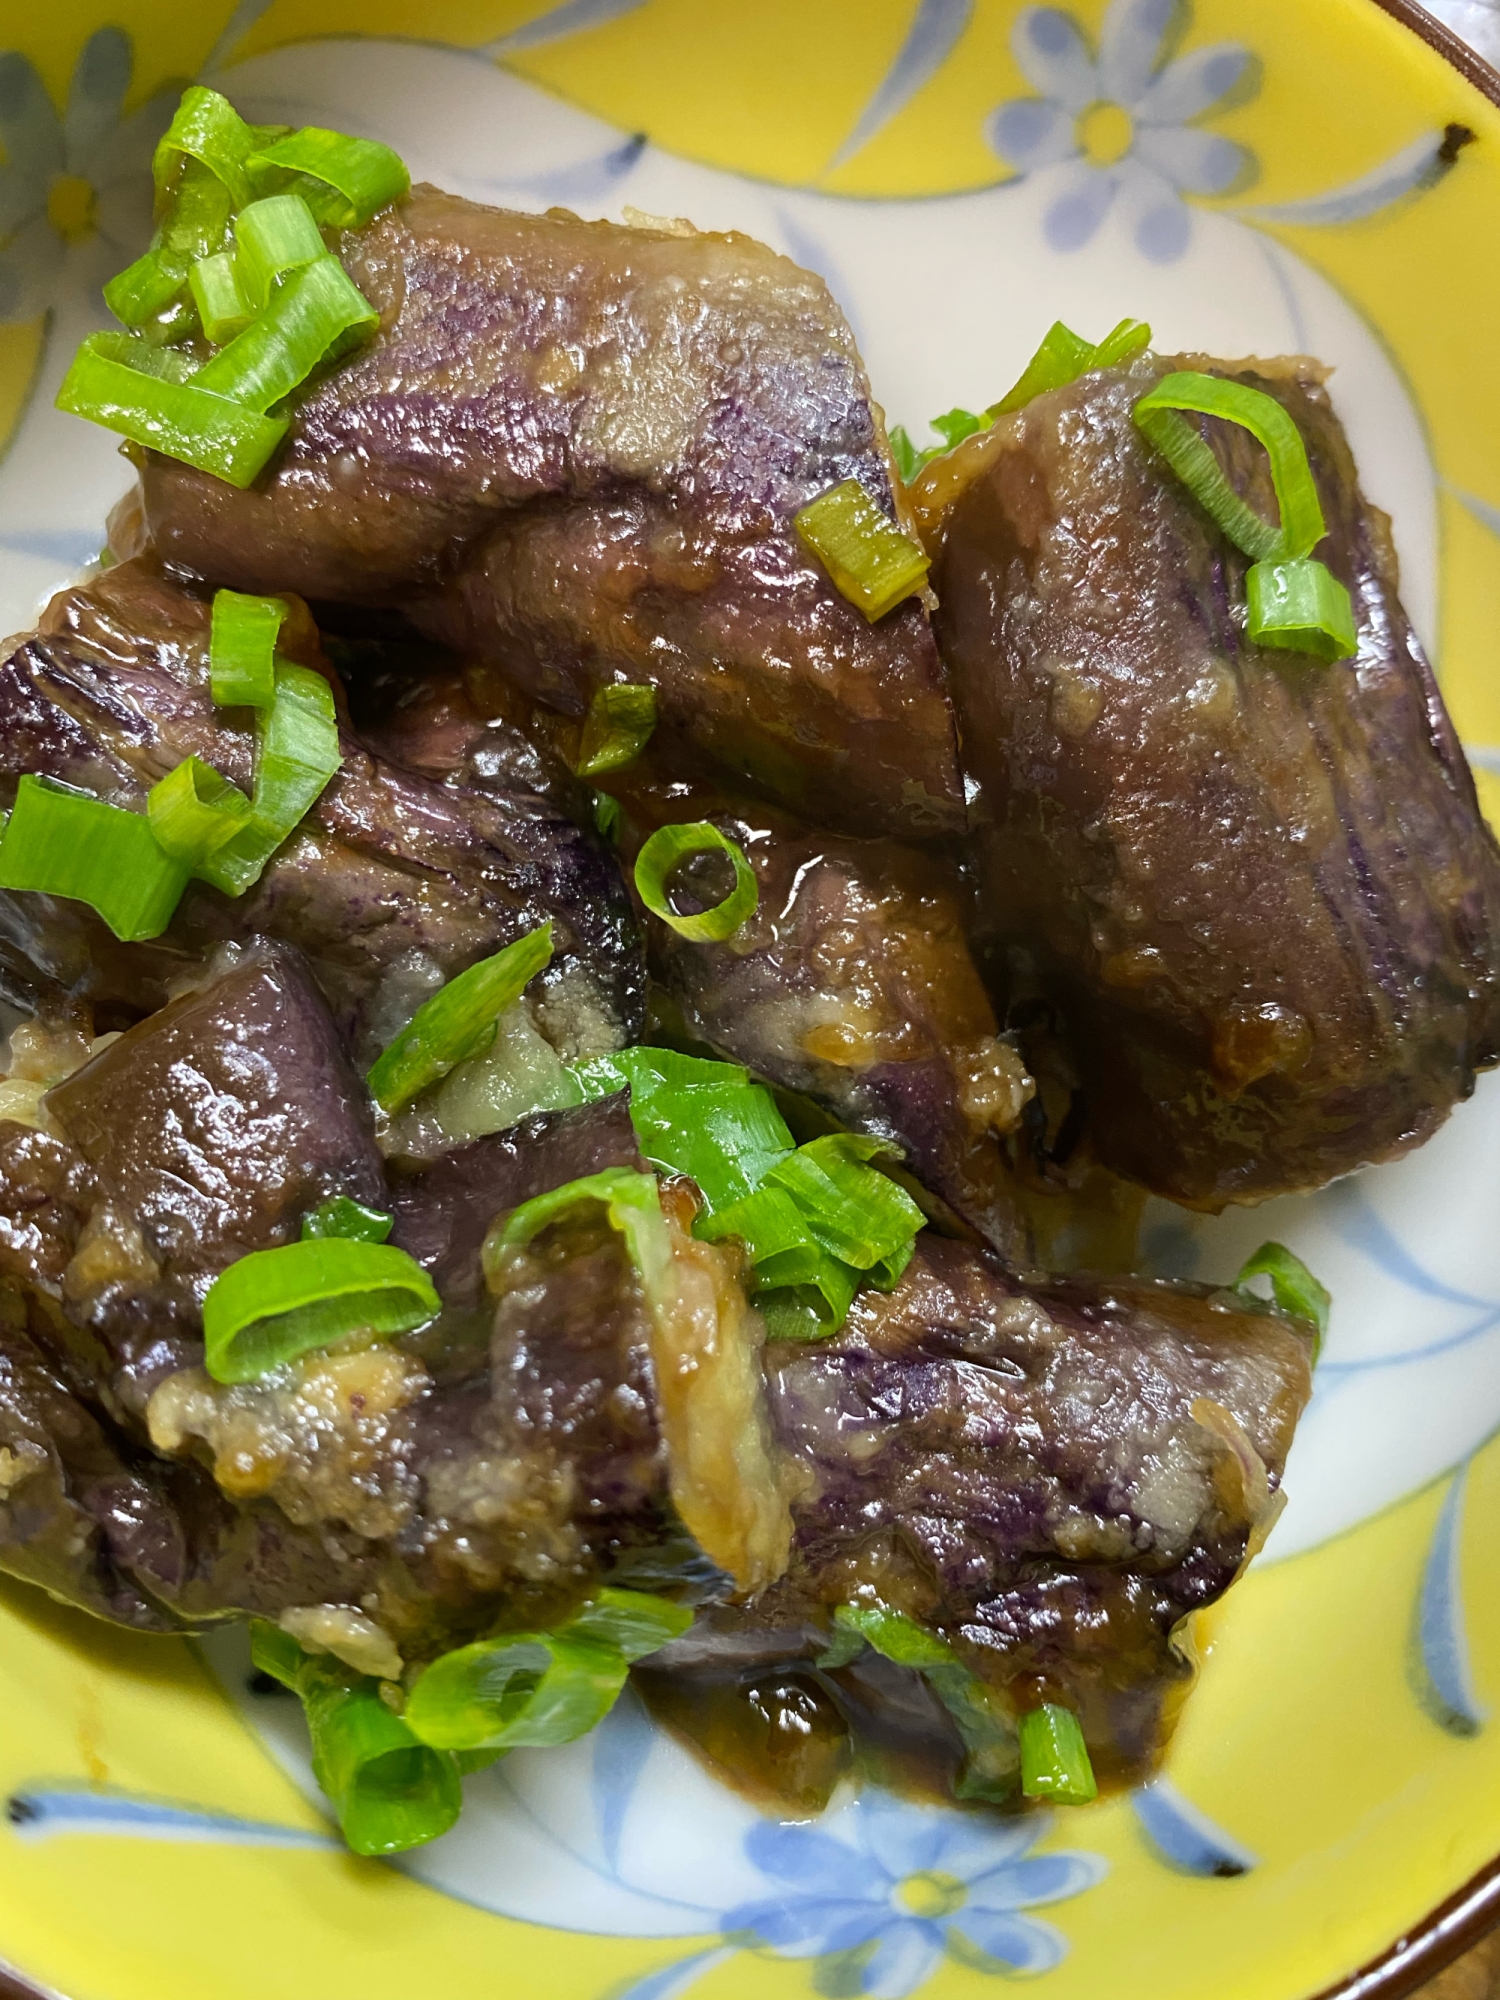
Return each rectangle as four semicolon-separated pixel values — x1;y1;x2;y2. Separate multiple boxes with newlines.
0;27;173;327
718;1793;1107;1996
987;0;1259;262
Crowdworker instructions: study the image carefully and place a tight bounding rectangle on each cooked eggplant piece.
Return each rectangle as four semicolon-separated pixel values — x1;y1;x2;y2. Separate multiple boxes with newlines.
0;560;644;1056
134;189;962;838
628;793;1036;1263
927;353;1500;1207
657;1235;1312;1794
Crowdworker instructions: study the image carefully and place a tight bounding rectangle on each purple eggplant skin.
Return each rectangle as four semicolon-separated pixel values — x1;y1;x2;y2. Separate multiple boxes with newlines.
760;1234;1313;1784
43;938;387;1419
135;188;963;840
0;560;644;1057
927;353;1500;1209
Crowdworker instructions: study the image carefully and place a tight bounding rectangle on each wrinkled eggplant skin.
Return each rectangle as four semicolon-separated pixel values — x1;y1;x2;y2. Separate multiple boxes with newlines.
0;562;644;1052
43;940;386;1414
633;794;1034;1264
763;1236;1312;1776
932;354;1500;1207
138;189;962;838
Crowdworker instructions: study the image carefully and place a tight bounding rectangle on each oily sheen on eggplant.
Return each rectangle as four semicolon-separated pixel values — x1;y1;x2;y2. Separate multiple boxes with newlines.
928;353;1500;1208
0;560;643;1058
135;188;963;839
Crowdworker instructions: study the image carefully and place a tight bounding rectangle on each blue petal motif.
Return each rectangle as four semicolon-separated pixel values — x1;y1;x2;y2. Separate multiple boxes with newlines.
723;1895;887;1958
1136;41;1259;124
0;49;64;188
829;0;975;169
863;1917;944;1998
1011;7;1099;112
1131;1777;1259;1876
592;1683;656;1872
1133;124;1252;196
7;1784;336;1848
1097;0;1184;108
987;96;1078;173
62;26;131;179
965;1850;1107;1908
202;0;279;74
1417;1463;1487;1736
948;1905;1069;1972
1238;130;1458;226
744;1817;876;1895
488;0;651;56
1044;163;1120;251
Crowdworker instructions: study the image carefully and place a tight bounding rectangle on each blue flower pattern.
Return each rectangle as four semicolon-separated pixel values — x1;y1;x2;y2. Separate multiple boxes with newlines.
988;0;1258;262
722;1794;1106;1996
0;28;173;324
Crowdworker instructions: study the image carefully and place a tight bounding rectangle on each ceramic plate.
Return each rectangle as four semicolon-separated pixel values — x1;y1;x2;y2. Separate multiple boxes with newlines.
3;3;1500;1996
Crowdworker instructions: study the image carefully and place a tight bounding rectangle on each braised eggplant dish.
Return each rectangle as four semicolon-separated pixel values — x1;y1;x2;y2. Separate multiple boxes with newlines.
0;90;1494;1856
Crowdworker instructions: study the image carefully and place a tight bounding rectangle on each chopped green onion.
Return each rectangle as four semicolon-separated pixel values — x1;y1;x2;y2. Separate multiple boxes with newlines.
825;1604;1019;1803
794;479;930;621
54;331;289;488
404;1589;691;1755
888;425;925;486
188;250;254;345
367;922;554;1116
153;86;258;210
194;254;378;414
1019;1703;1097;1804
991;320;1095;417
105;246;187;329
1089;316;1152;369
571;1047;794;1208
235;192;327;311
250;1622;461;1856
576;683;657;777
209;587;287;708
301;1195;394;1243
246;126;410;229
196;661;342;896
202;1236;440;1384
1133;371;1354;660
1234;1239;1331;1359
485;1165;669;1279
763;1133;925;1275
159;159;235;272
146;755;251;864
0;774;187;943
756;1263;862;1342
592;791;622;845
1134;371;1319;560
1246;556;1358;662
634;822;758;944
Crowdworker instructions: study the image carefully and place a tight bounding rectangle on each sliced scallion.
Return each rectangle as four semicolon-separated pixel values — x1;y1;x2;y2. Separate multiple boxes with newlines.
146;755;251;865
634;822;757;944
105;245;187;329
576;682;656;777
54;331;289;488
1234;1239;1331;1358
794;479;930;620
235;192;327;311
764;1132;925;1275
367;922;555;1115
250;1622;461;1856
1018;1703;1097;1804
1089;316;1152;369
193;253;378;414
572;1046;793;1209
991;320;1095;417
1133;371;1356;661
202;1236;440;1383
1245;556;1358;662
152;86;258;210
301;1195;394;1243
188;250;253;345
0;774;187;942
403;1588;690;1756
826;1604;1020;1803
246;126;410;229
196;660;341;896
209;587;287;709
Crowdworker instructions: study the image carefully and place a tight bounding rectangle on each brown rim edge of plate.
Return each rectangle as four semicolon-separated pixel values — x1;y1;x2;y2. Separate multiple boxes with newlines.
0;6;1495;2000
